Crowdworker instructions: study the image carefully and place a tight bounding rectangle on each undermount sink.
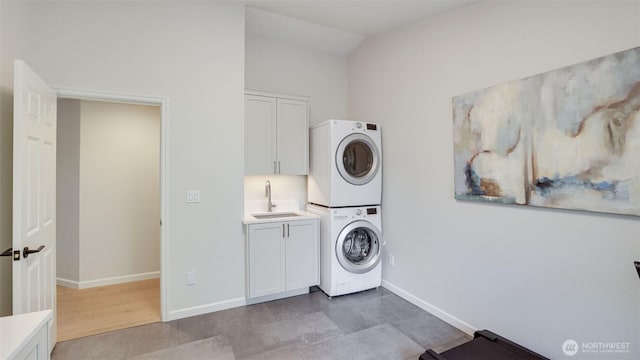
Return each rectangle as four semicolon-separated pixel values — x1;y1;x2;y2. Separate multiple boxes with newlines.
252;212;300;219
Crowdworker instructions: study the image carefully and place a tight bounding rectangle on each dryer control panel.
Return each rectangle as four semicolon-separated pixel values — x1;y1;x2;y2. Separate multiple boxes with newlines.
352;121;379;132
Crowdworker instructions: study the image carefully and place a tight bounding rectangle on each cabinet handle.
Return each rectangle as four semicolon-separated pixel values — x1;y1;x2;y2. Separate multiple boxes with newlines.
277;161;281;174
274;161;277;174
282;224;285;237
287;224;290;237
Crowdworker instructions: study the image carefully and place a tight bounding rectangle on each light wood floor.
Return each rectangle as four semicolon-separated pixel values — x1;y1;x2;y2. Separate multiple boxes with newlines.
57;278;160;342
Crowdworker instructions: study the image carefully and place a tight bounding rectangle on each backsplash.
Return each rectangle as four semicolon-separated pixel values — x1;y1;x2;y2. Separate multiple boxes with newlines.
244;175;307;211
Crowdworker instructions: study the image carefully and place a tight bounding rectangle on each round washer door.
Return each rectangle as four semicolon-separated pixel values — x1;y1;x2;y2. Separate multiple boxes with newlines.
336;220;382;274
336;133;380;185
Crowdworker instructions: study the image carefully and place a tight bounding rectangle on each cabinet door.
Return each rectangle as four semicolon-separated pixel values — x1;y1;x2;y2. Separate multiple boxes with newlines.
248;222;286;298
276;98;308;175
13;323;49;360
285;220;319;290
245;95;277;175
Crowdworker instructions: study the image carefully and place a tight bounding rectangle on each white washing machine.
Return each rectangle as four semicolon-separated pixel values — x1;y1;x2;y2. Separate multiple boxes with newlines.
306;204;384;297
308;119;382;207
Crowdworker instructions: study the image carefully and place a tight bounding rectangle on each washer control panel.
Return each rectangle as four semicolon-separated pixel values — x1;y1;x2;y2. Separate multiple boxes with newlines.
333;207;379;220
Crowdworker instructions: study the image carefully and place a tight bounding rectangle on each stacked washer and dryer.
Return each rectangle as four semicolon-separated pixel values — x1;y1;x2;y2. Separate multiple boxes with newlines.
307;119;384;297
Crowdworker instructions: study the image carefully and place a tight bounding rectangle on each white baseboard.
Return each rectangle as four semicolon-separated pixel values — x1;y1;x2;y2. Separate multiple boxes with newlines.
246;287;309;305
382;279;477;336
56;271;160;289
56;277;80;289
167;297;246;321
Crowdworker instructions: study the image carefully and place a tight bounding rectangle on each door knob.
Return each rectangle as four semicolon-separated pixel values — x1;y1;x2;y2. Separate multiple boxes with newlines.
23;245;45;258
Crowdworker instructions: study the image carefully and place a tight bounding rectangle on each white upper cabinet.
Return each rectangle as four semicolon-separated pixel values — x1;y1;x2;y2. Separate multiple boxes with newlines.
276;98;308;175
245;95;277;175
245;91;309;175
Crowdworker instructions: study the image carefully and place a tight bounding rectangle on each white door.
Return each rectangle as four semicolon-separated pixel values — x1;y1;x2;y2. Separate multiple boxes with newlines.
13;59;57;353
245;95;277;175
276;98;308;175
248;222;285;298
285;220;319;290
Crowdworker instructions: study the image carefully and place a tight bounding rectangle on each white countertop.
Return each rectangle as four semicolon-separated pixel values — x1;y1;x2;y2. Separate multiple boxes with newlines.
243;210;319;225
243;199;319;225
0;309;52;360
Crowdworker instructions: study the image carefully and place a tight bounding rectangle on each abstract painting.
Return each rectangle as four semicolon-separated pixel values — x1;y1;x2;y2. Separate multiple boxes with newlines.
453;47;640;216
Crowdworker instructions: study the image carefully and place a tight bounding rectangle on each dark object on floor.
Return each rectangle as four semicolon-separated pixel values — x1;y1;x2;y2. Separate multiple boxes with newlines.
419;330;549;360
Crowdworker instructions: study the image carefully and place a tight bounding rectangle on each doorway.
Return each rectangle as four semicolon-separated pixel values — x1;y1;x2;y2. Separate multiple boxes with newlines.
54;91;167;341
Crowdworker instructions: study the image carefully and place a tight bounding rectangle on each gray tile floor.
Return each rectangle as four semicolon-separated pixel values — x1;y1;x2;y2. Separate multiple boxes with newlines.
52;287;470;360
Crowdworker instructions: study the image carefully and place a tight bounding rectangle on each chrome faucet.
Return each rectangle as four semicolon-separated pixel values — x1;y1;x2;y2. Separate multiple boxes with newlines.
265;180;276;212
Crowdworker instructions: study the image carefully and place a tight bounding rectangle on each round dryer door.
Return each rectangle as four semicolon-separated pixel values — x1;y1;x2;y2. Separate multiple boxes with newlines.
336;133;380;185
336;220;382;274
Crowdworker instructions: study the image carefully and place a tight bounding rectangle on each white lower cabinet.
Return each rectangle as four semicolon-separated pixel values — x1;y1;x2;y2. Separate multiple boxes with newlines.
247;222;286;298
1;310;52;360
246;219;319;301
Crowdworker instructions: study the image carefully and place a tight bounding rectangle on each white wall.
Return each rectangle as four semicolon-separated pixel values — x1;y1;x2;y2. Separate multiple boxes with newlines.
0;2;21;315
57;99;160;287
78;100;160;284
349;1;640;359
0;88;10;315
245;33;349;127
57;99;81;283
244;32;349;206
0;1;245;319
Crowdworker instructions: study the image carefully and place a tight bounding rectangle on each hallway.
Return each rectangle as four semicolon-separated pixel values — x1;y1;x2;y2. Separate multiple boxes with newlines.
57;278;160;341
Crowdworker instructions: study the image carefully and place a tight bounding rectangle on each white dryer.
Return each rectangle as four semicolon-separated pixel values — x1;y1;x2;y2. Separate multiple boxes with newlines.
308;119;382;207
307;204;384;297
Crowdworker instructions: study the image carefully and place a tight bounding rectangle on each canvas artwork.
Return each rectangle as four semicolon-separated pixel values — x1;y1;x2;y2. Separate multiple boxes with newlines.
453;47;640;216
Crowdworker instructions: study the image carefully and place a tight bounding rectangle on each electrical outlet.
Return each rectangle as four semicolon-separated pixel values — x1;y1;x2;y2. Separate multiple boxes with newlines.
186;190;200;203
388;254;395;267
186;271;196;286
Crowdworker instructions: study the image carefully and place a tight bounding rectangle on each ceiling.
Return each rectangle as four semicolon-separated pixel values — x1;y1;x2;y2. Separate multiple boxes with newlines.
244;0;479;55
246;0;478;37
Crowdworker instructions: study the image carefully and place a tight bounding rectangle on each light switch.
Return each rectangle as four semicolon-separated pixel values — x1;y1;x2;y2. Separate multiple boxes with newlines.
186;190;200;203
